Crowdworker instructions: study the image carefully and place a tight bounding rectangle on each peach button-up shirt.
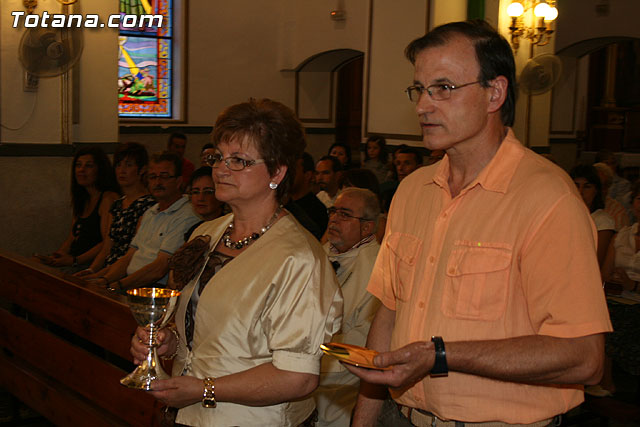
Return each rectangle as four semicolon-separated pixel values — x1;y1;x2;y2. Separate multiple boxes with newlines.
368;130;612;424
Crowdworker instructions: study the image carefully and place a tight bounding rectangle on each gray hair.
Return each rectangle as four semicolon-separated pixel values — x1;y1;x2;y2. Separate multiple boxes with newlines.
593;162;614;187
338;187;381;230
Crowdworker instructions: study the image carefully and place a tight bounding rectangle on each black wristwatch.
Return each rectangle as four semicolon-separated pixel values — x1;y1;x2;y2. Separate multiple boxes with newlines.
430;336;448;377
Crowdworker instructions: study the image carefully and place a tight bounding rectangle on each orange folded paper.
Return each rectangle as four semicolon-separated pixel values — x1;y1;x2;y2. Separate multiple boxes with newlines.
320;342;391;370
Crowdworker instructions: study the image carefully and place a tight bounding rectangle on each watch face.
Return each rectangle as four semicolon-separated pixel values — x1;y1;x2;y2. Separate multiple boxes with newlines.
202;399;217;408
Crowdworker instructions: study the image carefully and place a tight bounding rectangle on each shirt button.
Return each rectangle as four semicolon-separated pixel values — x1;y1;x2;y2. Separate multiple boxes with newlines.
449;268;455;274
442;212;447;218
418;301;425;309
429;256;435;263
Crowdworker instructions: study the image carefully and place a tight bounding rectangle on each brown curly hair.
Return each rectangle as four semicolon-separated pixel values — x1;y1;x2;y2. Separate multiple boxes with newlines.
211;98;306;202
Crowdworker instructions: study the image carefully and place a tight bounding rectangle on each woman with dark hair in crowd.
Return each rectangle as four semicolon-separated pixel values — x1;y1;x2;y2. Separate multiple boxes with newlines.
183;165;225;240
570;164;615;267
38;147;119;269
328;141;352;169
130;98;342;426
362;136;389;184
76;143;155;277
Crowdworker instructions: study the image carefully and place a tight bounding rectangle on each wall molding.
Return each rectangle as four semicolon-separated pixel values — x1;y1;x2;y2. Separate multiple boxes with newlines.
0;142;119;157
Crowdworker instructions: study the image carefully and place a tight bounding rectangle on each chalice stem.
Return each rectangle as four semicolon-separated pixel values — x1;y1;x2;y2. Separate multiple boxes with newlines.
120;288;180;390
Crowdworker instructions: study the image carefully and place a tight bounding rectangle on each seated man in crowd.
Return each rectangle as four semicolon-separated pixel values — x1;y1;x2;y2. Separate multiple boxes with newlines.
167;132;195;188
593;162;630;231
380;145;423;212
394;145;423;183
595;149;631;206
314;187;381;426
90;152;199;290
290;152;329;236
316;155;343;208
199;143;216;167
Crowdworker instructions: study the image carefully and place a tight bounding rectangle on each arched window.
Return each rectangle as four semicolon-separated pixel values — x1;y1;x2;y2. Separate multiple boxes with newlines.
118;0;183;119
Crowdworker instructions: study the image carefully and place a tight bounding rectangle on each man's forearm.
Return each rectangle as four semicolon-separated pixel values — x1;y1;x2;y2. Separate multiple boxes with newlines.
120;255;170;289
352;333;606;391
447;333;605;385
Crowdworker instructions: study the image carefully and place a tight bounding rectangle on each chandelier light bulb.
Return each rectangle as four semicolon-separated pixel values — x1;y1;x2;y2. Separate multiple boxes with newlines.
534;2;551;18
544;6;558;21
507;2;524;17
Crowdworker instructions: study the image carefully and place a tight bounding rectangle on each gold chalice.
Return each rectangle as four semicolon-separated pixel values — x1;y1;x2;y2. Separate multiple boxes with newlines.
120;287;181;390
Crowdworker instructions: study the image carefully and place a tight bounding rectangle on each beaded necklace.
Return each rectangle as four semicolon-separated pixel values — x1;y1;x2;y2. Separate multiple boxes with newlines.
222;205;283;250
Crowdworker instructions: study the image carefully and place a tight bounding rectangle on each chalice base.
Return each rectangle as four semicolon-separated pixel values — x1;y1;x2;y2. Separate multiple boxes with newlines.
120;351;169;390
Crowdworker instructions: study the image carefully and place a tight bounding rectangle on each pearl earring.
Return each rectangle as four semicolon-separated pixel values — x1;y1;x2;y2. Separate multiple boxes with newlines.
269;182;278;190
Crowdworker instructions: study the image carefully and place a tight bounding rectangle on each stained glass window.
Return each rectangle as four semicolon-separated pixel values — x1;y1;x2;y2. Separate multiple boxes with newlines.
118;0;174;119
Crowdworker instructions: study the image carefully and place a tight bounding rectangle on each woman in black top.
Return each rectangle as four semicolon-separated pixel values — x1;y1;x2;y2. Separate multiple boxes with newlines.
77;143;156;277
38;147;119;269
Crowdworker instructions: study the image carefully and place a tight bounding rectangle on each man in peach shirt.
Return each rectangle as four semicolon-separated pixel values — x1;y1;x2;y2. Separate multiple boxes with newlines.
346;21;612;426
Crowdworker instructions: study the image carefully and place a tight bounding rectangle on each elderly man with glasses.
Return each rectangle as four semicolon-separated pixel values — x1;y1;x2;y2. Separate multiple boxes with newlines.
314;187;381;427
90;152;199;291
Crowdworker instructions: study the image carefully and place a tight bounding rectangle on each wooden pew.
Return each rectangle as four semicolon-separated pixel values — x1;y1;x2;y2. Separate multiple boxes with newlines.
0;250;163;426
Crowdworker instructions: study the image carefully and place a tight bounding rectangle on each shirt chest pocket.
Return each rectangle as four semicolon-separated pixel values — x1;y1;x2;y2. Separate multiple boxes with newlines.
387;233;423;301
441;244;512;321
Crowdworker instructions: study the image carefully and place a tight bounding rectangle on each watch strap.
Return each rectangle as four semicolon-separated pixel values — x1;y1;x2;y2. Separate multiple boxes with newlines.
430;336;448;377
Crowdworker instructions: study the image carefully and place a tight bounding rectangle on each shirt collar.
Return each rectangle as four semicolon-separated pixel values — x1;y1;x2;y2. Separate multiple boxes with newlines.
150;195;189;215
328;233;376;255
429;128;524;194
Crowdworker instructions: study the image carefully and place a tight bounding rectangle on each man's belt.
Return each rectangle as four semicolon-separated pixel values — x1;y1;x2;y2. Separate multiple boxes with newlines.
398;405;560;427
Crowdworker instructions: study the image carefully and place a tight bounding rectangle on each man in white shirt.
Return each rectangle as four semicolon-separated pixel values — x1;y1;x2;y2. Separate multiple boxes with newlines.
316;155;343;208
91;152;199;290
315;187;381;426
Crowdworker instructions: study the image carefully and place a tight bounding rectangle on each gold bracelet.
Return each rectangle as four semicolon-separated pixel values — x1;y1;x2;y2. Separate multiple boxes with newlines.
161;327;180;360
202;376;216;408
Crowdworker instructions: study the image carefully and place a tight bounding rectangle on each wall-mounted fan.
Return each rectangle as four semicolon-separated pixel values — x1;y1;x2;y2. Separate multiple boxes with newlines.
18;26;83;78
519;54;562;95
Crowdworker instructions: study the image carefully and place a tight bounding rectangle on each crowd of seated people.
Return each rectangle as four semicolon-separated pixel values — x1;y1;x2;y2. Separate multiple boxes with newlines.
566;154;640;399
36;132;443;296
86;152;200;291
75;142;155;277
39;143;225;292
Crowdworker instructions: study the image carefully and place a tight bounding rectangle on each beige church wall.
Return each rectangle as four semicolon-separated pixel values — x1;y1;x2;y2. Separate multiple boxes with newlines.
305;133;336;165
72;0;119;143
277;0;369;72
182;0;369;128
0;0;118;144
555;0;640;53
365;0;468;149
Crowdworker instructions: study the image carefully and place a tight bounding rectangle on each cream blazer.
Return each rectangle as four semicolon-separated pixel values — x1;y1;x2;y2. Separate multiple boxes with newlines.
173;213;343;426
